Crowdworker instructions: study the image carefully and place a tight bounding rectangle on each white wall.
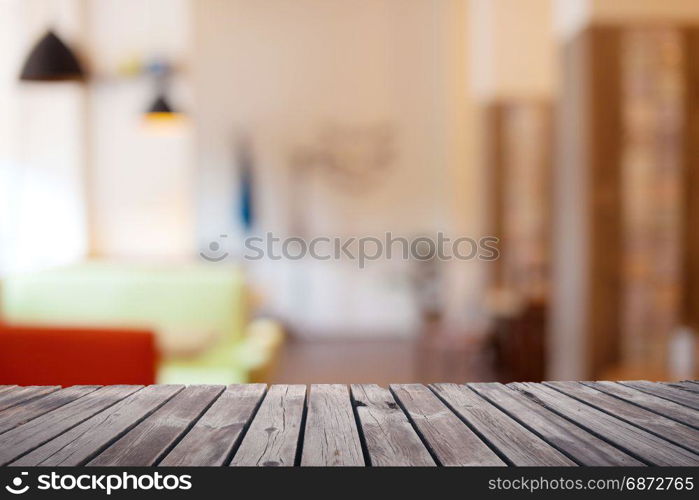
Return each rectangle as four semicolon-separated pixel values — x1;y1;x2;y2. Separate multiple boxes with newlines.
193;0;475;337
471;0;556;100
0;0;88;274
1;0;198;272
86;0;195;258
554;0;699;40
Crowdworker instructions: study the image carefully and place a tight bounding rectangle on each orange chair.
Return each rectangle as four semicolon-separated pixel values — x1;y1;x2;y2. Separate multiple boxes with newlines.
0;324;157;386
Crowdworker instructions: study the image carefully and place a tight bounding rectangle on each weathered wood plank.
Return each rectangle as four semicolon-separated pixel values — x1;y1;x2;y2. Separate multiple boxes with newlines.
231;385;306;467
0;385;141;466
0;381;694;467
510;382;699;465
666;381;699;394
432;384;575;466
621;381;699;410
546;381;699;453
0;386;60;412
470;382;641;465
301;384;364;466
89;385;224;466
0;386;18;396
585;381;699;429
0;386;100;435
350;384;435;466
390;384;504;466
160;384;266;466
13;385;183;466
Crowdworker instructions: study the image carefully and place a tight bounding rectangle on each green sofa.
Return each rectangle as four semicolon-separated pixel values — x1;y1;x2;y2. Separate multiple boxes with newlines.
1;261;255;383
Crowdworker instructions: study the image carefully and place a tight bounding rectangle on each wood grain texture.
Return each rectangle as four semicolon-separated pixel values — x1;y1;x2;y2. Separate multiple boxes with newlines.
665;381;699;394
470;382;641;465
621;381;699;410
301;384;364;466
585;381;699;429
433;384;574;466
159;384;266;466
681;28;699;330
351;384;434;466
89;385;224;466
0;386;59;412
0;385;141;466
485;103;507;288
231;385;306;467
391;384;504;466
0;386;99;435
13;385;183;466
546;381;699;453
511;382;699;465
587;26;623;377
0;382;695;466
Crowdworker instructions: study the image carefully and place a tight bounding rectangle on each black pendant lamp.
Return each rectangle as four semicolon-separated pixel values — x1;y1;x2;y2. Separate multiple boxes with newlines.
19;30;85;82
144;90;183;124
144;63;182;122
147;93;175;114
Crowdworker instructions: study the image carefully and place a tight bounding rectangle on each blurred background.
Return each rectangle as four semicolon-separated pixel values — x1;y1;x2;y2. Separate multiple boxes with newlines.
1;0;698;387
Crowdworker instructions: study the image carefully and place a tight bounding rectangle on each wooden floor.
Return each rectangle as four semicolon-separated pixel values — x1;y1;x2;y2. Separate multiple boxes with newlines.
0;381;697;466
274;338;495;385
275;339;420;384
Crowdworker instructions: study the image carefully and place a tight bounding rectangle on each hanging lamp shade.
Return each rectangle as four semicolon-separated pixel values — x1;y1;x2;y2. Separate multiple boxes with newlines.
147;93;175;114
143;91;185;128
19;30;85;82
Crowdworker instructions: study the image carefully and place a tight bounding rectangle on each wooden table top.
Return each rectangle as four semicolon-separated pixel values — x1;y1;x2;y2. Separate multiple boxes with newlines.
0;380;697;466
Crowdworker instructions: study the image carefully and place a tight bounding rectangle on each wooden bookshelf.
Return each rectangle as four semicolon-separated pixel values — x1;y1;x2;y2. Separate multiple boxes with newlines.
555;25;699;379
